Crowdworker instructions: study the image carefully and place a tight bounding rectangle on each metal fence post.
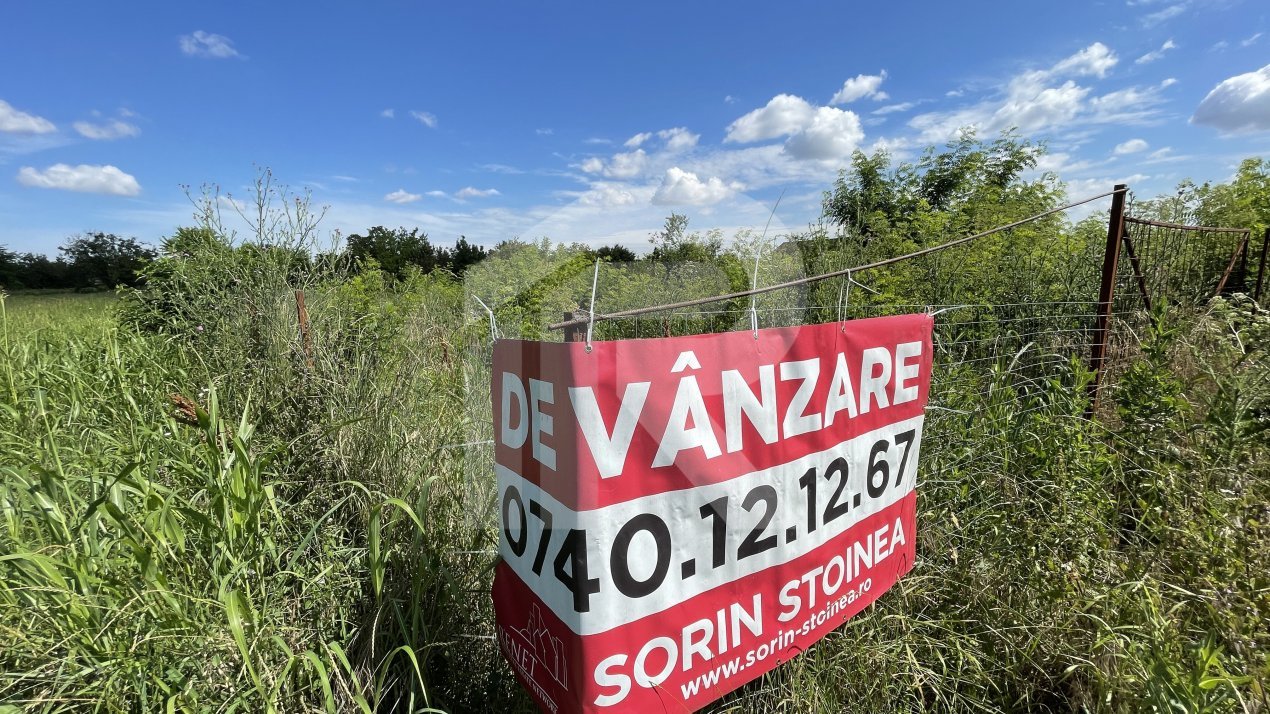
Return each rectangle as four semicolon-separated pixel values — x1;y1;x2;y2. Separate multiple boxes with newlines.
1088;184;1127;414
295;289;314;370
1257;226;1269;304
562;310;586;343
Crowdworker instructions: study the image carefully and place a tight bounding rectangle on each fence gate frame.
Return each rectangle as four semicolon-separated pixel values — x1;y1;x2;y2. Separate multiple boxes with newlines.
1086;191;1263;412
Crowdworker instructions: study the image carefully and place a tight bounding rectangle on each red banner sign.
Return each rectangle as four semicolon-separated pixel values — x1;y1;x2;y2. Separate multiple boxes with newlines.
492;315;933;712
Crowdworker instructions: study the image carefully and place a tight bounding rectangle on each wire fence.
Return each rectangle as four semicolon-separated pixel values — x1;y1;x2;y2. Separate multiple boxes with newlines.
455;185;1264;535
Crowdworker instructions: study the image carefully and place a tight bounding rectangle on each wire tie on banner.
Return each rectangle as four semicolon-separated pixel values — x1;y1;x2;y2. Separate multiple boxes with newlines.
850;275;879;295
749;245;763;339
472;295;498;343
749;189;785;340
837;269;852;331
585;258;600;353
929;304;975;317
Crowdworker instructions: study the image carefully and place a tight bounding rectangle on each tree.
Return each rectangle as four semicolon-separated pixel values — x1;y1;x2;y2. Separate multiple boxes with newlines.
58;232;156;288
0;246;20;289
649;213;728;263
595;244;637;263
346;226;442;278
822;130;1059;246
17;253;72;290
447;236;488;275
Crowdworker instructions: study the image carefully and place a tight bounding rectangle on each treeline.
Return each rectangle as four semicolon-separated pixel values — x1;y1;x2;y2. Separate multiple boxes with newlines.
0;224;644;293
0;232;156;291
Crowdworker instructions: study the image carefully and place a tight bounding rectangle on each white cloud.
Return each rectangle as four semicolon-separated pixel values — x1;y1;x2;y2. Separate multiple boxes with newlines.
1088;84;1168;123
73;119;140;140
1142;3;1185;26
725;94;816;143
725;94;864;162
658;127;699;152
455;186;500;199
0;100;55;134
1049;42;1118;78
1192;64;1270;134
1160;77;1178;88
993;80;1089;131
1113;138;1149;154
17;163;141;196
602;149;648;179
380;108;394;119
1135;38;1177;64
179;31;241;59
410;110;437;128
1066;173;1151;201
873;102;917;115
425;190;448;198
579;157;605;173
384;189;421;204
536;128;554;135
652;167;742;206
624;132;652;148
576;183;639;207
830;71;888;104
624;128;699;152
907;43;1145;143
480;163;524;174
1143;147;1188;163
217;195;247;212
724;95;737;104
946;89;965;98
782;107;865;160
1034;151;1105;175
1242;32;1263;47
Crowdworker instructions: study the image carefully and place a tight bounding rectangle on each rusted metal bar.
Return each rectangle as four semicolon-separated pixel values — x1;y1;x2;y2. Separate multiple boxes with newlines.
1121;234;1152;312
295;289;315;370
1088;184;1128;414
562;310;586;343
1256;227;1269;303
1123;216;1251;233
550;188;1128;331
1214;231;1250;297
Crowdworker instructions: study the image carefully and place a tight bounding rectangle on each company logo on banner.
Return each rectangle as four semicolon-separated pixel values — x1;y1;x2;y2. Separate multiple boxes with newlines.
492;315;933;712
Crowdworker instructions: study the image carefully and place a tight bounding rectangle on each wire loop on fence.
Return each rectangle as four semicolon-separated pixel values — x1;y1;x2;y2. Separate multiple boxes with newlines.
472;295;498;344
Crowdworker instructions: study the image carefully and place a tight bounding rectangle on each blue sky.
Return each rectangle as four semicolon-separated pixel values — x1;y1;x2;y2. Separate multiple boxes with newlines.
2;1;1268;255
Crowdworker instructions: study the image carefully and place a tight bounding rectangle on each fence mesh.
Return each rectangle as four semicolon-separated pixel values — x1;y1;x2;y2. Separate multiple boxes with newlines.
1116;217;1253;313
445;192;1265;707
458;197;1261;521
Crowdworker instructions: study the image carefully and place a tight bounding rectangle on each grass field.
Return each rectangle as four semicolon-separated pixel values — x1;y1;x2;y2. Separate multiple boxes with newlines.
1;279;1267;713
3;292;116;338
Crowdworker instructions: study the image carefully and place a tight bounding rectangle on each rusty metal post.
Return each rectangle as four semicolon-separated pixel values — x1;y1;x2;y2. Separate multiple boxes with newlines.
1256;226;1269;303
562;310;586;343
1214;232;1249;297
295;289;314;370
1121;234;1152;312
1088;184;1127;414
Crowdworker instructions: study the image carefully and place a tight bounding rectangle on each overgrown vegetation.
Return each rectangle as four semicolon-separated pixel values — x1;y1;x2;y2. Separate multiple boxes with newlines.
2;139;1267;713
